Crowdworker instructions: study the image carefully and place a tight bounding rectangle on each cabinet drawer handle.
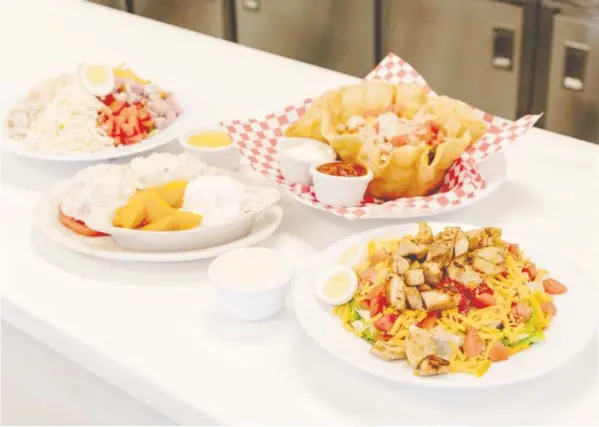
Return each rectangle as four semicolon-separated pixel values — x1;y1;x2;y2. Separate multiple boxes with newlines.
492;26;515;71
562;41;589;92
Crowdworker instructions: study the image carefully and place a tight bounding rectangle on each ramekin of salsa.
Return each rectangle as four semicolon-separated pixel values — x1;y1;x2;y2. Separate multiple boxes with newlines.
310;161;373;208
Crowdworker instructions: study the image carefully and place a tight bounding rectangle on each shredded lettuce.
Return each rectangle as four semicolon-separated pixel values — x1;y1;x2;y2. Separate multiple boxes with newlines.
361;327;377;344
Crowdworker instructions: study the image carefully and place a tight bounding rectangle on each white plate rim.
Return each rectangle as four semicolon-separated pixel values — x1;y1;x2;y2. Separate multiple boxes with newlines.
293;221;599;389
286;153;507;220
32;189;284;262
1;84;196;163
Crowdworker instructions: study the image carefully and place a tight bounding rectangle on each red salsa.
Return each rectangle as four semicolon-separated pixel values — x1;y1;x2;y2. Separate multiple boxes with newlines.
317;162;367;177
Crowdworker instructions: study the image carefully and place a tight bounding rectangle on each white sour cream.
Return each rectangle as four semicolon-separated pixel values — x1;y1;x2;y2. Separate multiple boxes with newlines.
182;175;257;226
284;139;336;165
130;152;205;189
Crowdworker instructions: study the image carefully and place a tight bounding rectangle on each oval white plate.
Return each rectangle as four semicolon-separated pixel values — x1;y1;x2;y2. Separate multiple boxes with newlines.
2;86;196;163
33;190;284;262
293;222;599;388
288;153;507;220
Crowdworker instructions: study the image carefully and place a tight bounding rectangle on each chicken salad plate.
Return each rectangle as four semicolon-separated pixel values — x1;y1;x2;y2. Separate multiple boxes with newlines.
293;222;598;388
33;152;283;262
2;62;192;162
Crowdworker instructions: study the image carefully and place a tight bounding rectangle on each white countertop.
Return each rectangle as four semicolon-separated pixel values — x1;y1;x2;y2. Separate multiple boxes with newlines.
2;0;599;425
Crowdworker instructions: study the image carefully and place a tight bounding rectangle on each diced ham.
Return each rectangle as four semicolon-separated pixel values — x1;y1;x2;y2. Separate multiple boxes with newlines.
463;328;485;358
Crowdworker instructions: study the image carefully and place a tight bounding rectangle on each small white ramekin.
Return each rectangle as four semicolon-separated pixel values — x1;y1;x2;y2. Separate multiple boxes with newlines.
310;162;373;208
208;247;294;322
277;136;335;186
179;125;241;171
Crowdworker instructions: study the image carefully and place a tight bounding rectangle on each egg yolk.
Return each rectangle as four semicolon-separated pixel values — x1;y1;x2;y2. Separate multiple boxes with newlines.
85;65;110;85
187;131;232;148
323;272;351;299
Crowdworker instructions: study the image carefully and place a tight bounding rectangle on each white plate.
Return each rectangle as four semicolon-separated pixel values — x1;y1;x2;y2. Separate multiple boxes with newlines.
1;86;196;163
33;190;284;262
293;222;599;388
288;153;507;220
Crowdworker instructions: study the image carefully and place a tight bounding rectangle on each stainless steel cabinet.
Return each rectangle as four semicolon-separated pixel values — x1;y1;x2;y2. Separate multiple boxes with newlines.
132;0;233;40
235;0;376;77
544;14;599;142
381;0;527;120
87;0;128;10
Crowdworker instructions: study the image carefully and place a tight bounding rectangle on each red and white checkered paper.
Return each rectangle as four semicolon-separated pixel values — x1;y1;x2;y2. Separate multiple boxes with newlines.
222;53;541;219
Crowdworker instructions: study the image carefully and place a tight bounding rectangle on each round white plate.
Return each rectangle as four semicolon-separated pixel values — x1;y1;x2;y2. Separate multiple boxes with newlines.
288;153;507;220
293;221;599;388
33;190;284;262
2;87;196;163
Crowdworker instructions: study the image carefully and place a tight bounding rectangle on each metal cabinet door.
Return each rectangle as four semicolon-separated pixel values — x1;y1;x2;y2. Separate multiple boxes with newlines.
235;0;376;77
132;0;232;40
381;0;523;119
87;0;127;10
544;15;599;143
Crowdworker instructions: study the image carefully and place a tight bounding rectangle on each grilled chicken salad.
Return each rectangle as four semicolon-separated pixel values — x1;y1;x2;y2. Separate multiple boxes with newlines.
318;222;568;377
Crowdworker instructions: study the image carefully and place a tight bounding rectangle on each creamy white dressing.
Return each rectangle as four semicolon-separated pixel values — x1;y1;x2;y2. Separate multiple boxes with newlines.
130;153;205;188
210;248;292;290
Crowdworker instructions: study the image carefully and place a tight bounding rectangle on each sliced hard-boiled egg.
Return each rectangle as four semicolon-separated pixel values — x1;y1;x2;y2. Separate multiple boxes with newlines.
79;62;115;97
316;266;358;306
337;244;368;268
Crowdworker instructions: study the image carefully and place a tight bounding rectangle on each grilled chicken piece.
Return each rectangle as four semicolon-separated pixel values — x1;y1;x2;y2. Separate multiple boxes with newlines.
415;355;451;376
454;235;469;258
405;287;424;310
438;227;461;242
422;261;443;286
405;327;437;368
475;246;506;264
393;254;410;275
447;262;483;286
396;238;428;260
415;222;433;244
371;341;406;361
421;290;460;311
472;257;504;275
387;275;407;310
465;227;503;250
426;240;453;264
405;268;425;286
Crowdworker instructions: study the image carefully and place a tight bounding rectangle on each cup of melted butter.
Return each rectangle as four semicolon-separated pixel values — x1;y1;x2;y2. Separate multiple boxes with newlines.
179;126;241;170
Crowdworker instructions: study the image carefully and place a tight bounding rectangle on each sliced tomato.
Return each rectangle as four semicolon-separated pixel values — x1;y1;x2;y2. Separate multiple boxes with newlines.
472;293;497;309
524;263;538;281
417;311;439;329
542;301;557;316
58;208;107;237
463;328;485;358
543;278;568;295
488;341;510;362
512;302;533;323
369;295;388;317
374;314;398;333
508;243;520;256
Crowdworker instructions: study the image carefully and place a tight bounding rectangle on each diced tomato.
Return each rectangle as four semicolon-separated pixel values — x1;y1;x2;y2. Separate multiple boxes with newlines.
374;314;398;332
472;293;497;309
382;333;394;342
543;278;568;295
508;243;520;256
366;283;386;300
430;123;440;135
358;299;370;310
463;328;485;357
140;119;154;129
113;136;122;146
109;100;126;114
524;263;537;281
512;302;533;323
369;295;388;317
369;249;391;264
58;208;107;237
390;135;408;147
102;94;115;105
488;341;510;362
458;295;471;314
121;122;135;137
417;311;439;329
542;301;557;316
